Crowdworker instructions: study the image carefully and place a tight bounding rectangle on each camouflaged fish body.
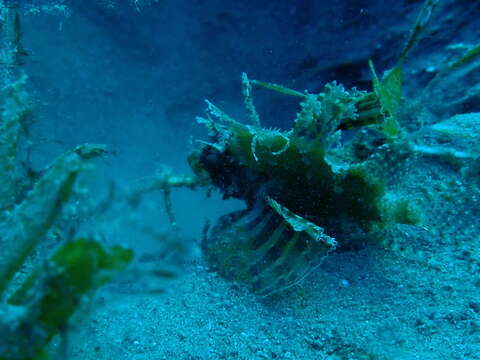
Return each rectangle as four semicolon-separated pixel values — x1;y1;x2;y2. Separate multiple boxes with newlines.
191;75;418;295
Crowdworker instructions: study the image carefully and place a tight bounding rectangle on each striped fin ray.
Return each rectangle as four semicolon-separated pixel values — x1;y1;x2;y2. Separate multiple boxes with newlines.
203;198;336;296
